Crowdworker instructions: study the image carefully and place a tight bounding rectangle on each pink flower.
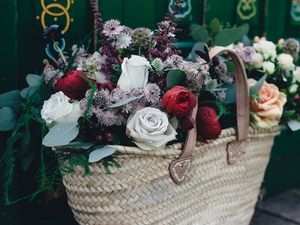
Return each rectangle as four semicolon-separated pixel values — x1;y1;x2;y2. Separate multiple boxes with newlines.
103;19;124;37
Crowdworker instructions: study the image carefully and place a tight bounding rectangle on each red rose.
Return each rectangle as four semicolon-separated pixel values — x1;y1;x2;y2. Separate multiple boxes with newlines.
197;106;221;142
54;70;89;100
162;86;196;117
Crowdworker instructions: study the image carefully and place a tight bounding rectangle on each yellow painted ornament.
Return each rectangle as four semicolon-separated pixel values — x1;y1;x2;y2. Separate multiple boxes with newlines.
237;0;257;21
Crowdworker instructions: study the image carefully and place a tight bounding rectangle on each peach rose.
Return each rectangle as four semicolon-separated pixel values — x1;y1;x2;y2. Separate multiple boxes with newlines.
248;79;287;128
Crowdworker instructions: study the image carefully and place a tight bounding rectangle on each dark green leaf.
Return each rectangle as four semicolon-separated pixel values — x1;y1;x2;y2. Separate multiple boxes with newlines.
20;150;34;172
283;110;296;117
224;61;234;73
20;126;31;156
214;24;249;46
0;107;16;131
190;26;209;42
166;69;187;89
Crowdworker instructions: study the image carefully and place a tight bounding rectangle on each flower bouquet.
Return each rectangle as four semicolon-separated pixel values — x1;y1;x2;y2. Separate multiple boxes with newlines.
0;1;287;224
232;37;300;131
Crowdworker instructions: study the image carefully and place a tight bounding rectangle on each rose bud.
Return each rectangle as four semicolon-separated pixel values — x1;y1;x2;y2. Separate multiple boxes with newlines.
197;106;221;142
162;86;196;117
179;116;195;131
54;70;89;100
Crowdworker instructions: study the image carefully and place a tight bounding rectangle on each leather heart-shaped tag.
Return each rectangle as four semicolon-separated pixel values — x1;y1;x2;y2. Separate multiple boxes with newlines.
169;157;192;184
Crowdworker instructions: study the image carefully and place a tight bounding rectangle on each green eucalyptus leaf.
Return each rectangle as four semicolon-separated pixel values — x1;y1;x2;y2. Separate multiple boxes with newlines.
170;117;179;130
250;75;267;98
42;122;79;147
223;84;237;104
0;90;22;113
166;69;187;89
26;74;42;87
190;26;209;42
88;146;117;163
214;24;249;46
0;107;16;131
60;141;94;150
287;120;300;132
20;86;39;99
108;95;143;108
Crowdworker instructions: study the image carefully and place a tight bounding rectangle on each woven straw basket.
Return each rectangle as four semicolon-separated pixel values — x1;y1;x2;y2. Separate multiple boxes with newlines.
62;49;280;225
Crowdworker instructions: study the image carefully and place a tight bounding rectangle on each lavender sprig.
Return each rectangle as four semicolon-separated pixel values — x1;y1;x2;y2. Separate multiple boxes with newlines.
149;0;183;60
89;0;120;79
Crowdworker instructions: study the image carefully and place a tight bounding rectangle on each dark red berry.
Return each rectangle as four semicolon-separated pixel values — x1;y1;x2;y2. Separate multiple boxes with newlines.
105;133;114;143
96;134;104;143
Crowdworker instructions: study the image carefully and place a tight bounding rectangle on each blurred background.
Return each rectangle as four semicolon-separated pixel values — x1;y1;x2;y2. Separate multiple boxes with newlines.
0;0;299;224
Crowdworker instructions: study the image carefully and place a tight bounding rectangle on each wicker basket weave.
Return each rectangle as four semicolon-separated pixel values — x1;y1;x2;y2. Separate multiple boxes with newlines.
62;49;280;225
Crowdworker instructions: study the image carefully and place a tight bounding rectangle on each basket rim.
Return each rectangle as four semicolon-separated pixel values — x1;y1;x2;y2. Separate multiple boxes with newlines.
109;126;280;157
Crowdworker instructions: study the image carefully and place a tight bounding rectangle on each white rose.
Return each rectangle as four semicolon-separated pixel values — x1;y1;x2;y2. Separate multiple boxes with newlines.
41;92;82;125
253;40;277;60
250;53;264;68
56;101;83;124
277;53;294;70
293;67;300;82
262;61;275;75
126;107;177;150
117;55;150;91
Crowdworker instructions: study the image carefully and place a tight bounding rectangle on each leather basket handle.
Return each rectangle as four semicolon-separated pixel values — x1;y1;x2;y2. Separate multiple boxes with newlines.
169;48;250;184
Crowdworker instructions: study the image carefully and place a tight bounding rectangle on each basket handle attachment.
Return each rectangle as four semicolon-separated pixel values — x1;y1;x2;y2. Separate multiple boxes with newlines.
169;48;250;184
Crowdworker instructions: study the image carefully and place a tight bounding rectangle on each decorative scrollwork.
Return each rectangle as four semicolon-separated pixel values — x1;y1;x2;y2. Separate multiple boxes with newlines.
291;0;300;22
237;0;257;21
37;0;74;33
168;0;192;19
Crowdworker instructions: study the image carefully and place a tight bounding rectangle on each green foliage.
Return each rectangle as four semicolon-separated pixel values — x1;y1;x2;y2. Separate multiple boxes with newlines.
102;156;122;174
222;84;236;104
83;82;97;119
210;18;222;33
42;122;79;147
190;18;249;47
190;25;209;43
1;75;54;205
0;107;17;131
214;24;249;46
88;146;117;163
26;74;42;87
58;152;122;176
60;153;90;176
60;141;94;150
283;110;296;118
250;75;267;99
215;101;234;118
0;90;22;113
166;69;187;89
